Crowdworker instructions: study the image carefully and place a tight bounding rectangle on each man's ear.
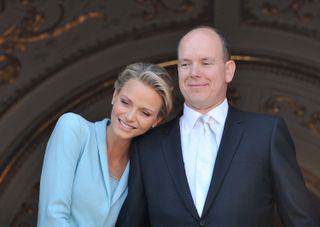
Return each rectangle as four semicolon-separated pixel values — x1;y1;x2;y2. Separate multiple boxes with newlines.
225;60;236;83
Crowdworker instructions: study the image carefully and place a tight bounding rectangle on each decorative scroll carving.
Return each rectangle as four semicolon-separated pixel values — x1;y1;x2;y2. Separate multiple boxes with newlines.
264;95;306;116
135;0;195;21
306;112;320;135
0;0;212;120
302;167;320;197
241;0;320;39
0;54;21;84
260;0;320;22
0;0;103;84
264;95;320;135
10;182;39;227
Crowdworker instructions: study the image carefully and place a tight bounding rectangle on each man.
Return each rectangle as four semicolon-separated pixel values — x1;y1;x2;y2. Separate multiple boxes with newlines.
117;26;320;226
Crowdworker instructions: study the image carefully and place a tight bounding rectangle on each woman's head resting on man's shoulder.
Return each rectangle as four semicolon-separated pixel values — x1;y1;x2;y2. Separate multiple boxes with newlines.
110;62;174;139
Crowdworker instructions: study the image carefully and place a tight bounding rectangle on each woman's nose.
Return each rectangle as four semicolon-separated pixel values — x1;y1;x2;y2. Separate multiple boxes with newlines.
125;109;136;121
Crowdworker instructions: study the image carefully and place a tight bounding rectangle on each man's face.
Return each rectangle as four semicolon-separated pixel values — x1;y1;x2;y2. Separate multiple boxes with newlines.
177;29;235;113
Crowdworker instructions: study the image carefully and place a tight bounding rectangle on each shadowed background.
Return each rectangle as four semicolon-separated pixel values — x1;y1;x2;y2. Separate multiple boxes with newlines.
0;0;319;226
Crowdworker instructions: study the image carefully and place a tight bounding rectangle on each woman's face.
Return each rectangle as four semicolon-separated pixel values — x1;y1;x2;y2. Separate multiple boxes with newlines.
110;79;163;140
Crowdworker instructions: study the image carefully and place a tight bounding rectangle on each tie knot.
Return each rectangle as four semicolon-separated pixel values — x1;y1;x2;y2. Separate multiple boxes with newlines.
200;115;212;124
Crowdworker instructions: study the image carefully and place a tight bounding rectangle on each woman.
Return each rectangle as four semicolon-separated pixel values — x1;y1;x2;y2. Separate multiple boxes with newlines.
37;62;174;227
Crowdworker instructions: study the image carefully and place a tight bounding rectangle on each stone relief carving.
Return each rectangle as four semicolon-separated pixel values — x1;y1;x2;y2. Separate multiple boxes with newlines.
264;95;320;136
306;111;320;135
0;54;20;84
264;95;306;117
135;0;195;21
241;0;320;39
0;0;210;120
10;183;39;227
302;167;320;198
0;0;103;85
231;55;320;136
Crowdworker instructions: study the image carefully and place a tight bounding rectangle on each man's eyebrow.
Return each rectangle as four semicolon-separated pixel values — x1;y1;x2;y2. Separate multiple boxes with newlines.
178;59;193;64
201;57;214;60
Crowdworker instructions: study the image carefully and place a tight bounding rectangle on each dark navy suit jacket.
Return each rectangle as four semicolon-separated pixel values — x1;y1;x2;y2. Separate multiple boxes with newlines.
117;107;319;227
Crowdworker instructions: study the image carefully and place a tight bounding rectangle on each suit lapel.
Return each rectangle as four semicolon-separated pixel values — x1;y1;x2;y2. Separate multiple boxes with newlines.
202;107;245;216
161;118;200;219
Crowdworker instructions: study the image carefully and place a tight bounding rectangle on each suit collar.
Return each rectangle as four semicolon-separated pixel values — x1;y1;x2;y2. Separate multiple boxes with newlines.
161;118;200;219
95;119;129;207
160;107;245;219
202;106;245;216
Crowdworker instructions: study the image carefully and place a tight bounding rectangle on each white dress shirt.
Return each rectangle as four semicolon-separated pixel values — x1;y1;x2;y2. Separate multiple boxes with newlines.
179;99;229;216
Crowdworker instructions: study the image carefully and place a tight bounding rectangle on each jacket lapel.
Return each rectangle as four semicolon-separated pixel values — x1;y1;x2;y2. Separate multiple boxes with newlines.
202;107;245;216
161;118;200;219
95;119;112;207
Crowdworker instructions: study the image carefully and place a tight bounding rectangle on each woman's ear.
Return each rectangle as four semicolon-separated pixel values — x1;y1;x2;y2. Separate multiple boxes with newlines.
111;90;118;105
152;117;163;128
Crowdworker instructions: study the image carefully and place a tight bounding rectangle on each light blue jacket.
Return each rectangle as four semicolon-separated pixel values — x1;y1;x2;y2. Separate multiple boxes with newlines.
37;113;129;227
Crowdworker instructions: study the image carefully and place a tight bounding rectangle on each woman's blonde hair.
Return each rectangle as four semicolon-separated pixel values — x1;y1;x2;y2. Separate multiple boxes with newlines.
114;62;174;119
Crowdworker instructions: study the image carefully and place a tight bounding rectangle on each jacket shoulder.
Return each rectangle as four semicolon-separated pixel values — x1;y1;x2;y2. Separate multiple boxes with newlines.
230;106;282;122
54;112;94;138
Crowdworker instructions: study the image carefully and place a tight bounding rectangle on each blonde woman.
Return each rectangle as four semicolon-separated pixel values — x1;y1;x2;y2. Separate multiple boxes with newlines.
37;62;174;227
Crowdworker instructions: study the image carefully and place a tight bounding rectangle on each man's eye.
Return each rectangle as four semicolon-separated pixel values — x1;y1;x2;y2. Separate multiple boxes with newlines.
179;62;190;67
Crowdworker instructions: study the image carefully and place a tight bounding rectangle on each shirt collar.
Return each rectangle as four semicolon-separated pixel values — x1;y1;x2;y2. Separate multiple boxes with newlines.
180;103;202;132
206;98;229;126
180;98;229;131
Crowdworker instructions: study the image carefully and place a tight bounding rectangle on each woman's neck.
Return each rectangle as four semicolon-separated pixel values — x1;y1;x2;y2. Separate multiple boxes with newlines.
106;126;130;180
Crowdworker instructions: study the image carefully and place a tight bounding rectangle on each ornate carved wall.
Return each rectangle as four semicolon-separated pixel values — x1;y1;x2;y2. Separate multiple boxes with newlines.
0;0;319;226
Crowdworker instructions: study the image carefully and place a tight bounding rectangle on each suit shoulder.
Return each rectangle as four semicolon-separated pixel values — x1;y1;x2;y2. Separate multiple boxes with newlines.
229;108;287;132
138;118;178;140
232;107;281;122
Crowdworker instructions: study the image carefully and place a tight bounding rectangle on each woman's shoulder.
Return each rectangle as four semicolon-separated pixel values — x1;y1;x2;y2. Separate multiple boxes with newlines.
54;112;94;134
58;112;87;121
57;112;89;125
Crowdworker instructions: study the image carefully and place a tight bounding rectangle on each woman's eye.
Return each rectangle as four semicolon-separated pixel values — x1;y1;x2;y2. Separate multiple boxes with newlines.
120;99;128;105
142;112;151;117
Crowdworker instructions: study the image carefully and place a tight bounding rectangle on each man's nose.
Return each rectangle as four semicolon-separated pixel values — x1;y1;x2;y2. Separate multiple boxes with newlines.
191;64;199;77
